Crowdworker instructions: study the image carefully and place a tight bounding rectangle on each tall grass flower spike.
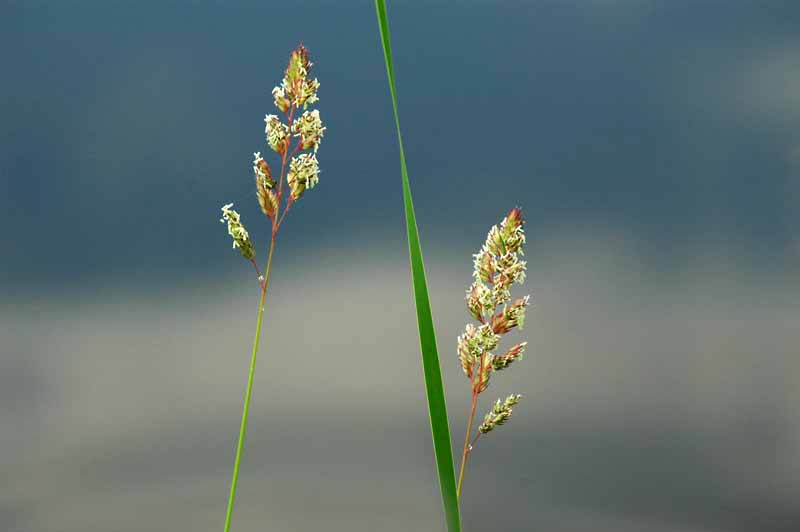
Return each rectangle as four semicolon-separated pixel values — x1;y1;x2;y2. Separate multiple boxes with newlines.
217;44;325;532
456;208;530;499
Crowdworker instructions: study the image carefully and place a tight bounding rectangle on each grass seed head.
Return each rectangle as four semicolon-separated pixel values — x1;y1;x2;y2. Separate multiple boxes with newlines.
466;280;493;321
292;109;325;152
491;295;531;334
457;328;476;379
287;153;320;200
253;152;275;189
478;394;521;434
277;43;320;109
272;84;290;113
500;207;525;253
220;203;256;261
285;43;311;89
264;115;290;155
459;209;530;399
477;354;493;393
220;45;325;265
491;342;526;371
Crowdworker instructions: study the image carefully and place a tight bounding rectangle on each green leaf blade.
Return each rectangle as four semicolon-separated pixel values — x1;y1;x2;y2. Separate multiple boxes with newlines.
374;2;462;531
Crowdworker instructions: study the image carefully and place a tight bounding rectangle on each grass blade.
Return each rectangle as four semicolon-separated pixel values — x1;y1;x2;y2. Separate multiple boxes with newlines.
373;2;462;530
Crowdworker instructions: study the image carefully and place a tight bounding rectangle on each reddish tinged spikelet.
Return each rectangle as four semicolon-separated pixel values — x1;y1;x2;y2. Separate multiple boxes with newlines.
473;249;496;284
500;207;526;254
476;354;492;393
285;43;311;88
292;109;325;152
253;152;277;219
466;281;492;321
457;326;476;379
264;115;290;155
278;43;320;109
253;152;275;188
492;342;526;371
491;296;531;334
505;207;523;229
272;86;290;113
256;177;278;220
272;44;321;112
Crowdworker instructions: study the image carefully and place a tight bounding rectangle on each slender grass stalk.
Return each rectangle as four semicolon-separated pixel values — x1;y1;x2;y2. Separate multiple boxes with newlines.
223;235;276;532
374;2;462;530
456;383;479;498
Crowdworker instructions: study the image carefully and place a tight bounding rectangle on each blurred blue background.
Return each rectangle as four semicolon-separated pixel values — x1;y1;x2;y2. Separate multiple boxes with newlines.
1;1;799;531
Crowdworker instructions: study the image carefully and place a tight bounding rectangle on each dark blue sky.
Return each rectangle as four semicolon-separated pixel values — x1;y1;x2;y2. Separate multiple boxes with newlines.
2;1;799;285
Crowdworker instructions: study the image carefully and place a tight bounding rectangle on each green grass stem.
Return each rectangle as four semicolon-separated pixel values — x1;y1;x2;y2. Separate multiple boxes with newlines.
223;235;277;532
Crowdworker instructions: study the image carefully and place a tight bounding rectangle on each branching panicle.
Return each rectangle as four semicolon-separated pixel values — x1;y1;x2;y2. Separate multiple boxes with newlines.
456;208;531;499
218;44;327;532
220;44;326;263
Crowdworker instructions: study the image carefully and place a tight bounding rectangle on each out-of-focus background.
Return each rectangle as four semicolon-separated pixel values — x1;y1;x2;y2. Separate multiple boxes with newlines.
2;1;799;531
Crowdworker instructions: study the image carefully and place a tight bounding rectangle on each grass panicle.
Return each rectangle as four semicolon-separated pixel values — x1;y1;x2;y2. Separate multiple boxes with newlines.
218;43;326;532
455;208;531;500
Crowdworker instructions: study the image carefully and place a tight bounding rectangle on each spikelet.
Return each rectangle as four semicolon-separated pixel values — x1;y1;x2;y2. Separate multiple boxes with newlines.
491;296;531;334
264;116;290;155
286;153;320;200
292;109;325;152
491;342;526;371
478;394;521;434
273;43;320;110
220;203;255;260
